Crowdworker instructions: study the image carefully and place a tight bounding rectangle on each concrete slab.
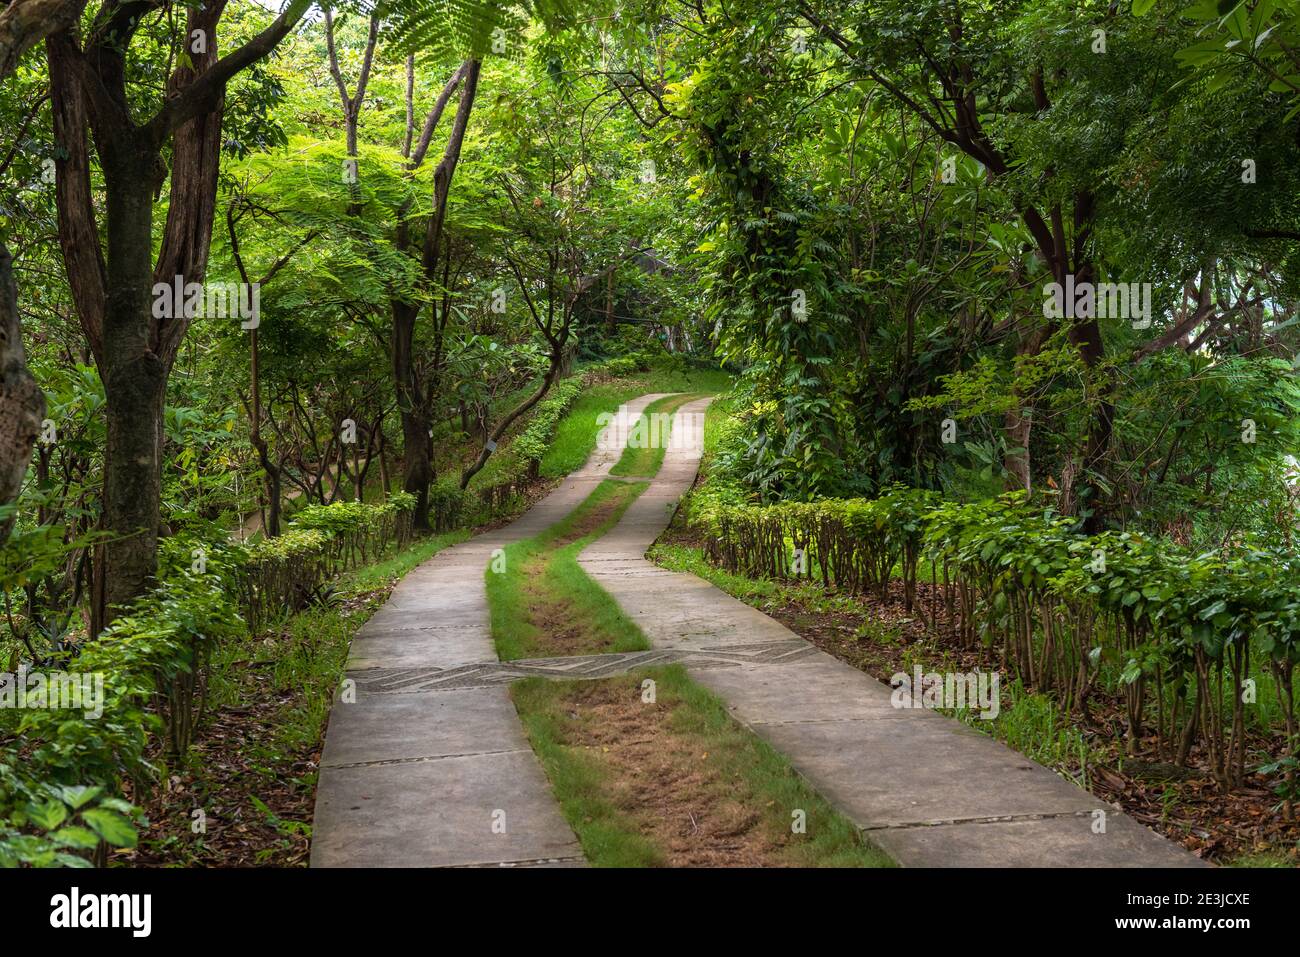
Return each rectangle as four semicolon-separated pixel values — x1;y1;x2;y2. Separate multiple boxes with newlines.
309;749;583;868
868;812;1202;868
320;687;528;768
312;393;670;868
752;716;1100;827
690;654;900;722
346;628;493;671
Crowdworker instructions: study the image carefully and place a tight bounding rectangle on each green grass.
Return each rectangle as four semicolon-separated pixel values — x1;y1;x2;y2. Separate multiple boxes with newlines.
608;392;704;478
511;665;894;868
540;361;731;479
1224;847;1300;866
487;479;652;660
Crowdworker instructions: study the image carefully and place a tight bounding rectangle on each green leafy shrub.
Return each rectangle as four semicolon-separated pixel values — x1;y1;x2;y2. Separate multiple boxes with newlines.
238;494;418;631
0;568;241;865
692;487;1300;794
509;377;585;470
600;356;640;377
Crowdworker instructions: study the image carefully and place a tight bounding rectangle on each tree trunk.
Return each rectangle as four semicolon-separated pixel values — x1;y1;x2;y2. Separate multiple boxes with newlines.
48;4;309;623
99;161;166;620
389;60;481;531
605;269;615;333
377;421;390;499
0;0;86;81
1003;324;1044;493
1068;262;1113;533
0;242;45;542
400;407;432;527
392;298;433;529
1003;405;1032;493
460;357;561;490
0;0;80;542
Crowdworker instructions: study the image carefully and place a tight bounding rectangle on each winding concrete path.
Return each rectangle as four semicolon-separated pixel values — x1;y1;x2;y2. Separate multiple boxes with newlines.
313;390;1205;868
579;398;1206;868
310;394;670;867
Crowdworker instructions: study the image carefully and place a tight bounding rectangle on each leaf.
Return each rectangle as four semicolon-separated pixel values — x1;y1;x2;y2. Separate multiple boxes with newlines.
57;785;103;810
51;826;101;851
80;808;138;848
25;801;67;831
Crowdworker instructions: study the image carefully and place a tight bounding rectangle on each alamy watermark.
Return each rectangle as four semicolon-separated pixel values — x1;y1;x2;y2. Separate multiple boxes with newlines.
152;275;261;329
1043;275;1152;329
596;406;703;453
0;666;104;719
890;665;1001;720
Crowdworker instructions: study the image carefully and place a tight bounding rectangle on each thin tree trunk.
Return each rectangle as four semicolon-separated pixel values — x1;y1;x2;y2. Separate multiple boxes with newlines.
0;242;45;542
461;357;561;489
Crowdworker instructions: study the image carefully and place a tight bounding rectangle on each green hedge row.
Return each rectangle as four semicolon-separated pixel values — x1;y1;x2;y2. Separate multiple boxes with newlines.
0;493;418;866
236;492;416;632
692;485;1300;796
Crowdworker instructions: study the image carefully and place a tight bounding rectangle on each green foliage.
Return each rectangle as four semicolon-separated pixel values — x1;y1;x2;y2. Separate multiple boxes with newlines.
372;0;584;61
508;377;585;466
692;482;1300;790
239;494;419;631
0;568;241;866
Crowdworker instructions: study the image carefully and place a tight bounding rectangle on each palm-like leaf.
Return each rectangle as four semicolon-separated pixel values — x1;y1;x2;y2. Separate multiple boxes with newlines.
355;0;580;61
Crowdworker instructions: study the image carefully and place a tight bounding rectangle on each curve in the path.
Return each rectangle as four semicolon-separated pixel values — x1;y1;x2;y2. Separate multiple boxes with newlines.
579;397;1207;868
309;393;672;868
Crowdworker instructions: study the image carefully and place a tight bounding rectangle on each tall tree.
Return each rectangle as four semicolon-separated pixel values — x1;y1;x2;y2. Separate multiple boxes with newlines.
393;56;481;524
46;0;310;626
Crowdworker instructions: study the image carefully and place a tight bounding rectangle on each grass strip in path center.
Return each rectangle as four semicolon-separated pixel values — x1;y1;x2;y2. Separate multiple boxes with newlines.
511;665;894;867
487;479;652;660
608;392;705;479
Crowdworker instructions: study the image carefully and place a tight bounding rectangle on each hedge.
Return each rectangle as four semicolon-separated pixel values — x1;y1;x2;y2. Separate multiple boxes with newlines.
0;492;419;866
692;486;1300;798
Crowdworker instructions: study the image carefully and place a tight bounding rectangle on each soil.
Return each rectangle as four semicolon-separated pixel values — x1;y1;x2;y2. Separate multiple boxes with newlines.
542;677;794;867
518;486;640;656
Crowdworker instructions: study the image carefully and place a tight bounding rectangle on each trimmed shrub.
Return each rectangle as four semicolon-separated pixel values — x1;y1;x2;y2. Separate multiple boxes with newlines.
692;487;1300;794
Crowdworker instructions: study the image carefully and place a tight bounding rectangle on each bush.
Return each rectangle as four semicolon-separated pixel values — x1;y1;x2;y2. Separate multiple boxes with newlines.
0;489;422;866
510;377;586;467
238;493;417;631
600;356;640;377
692;487;1300;793
0;568;242;866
